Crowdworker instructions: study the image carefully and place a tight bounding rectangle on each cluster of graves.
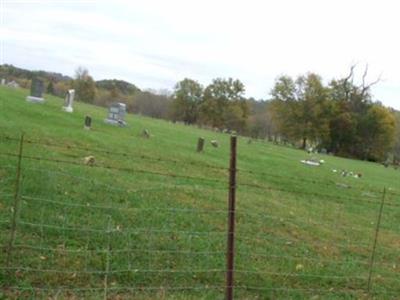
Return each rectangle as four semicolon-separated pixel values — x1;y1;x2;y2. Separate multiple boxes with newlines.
20;79;224;153
25;78;127;127
1;78;20;88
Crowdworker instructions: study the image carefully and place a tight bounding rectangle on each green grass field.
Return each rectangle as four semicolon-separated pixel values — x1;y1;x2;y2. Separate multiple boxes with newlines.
0;86;399;299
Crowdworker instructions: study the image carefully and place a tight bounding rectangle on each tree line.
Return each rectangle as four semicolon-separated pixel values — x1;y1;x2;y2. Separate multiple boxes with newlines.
270;68;398;162
170;68;400;163
1;64;399;163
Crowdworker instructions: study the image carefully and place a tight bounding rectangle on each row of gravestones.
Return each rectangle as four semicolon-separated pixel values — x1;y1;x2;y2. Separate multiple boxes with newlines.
26;78;127;126
25;79;227;151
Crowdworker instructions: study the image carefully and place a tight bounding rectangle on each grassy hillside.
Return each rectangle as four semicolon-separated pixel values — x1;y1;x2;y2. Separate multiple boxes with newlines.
0;86;399;299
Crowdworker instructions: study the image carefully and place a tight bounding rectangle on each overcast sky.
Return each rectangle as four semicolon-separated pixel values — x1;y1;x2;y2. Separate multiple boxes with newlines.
1;0;399;109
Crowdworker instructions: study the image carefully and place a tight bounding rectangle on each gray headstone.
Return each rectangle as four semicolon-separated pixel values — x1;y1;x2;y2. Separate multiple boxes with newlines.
30;78;45;98
84;116;92;130
104;102;127;126
26;78;45;103
1;79;5;85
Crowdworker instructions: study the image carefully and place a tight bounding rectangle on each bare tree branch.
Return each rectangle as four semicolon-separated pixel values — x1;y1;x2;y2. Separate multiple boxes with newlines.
362;64;369;89
360;64;381;97
343;64;356;101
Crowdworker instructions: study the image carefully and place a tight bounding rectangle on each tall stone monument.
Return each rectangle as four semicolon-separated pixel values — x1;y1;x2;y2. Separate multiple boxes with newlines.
62;89;75;112
26;78;45;103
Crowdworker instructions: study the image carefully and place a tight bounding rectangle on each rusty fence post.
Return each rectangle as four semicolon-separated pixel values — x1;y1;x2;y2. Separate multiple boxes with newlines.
104;216;112;300
226;135;237;300
367;187;386;293
6;133;25;271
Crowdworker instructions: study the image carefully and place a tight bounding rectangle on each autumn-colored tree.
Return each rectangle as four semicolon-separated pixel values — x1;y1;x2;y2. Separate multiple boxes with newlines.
171;78;203;124
357;105;396;161
199;78;248;132
270;74;331;148
53;81;71;98
73;67;96;103
46;81;55;94
393;112;400;163
247;100;278;140
327;65;395;160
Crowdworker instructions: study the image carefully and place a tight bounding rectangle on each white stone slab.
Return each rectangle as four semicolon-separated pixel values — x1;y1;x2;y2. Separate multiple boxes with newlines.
26;96;44;103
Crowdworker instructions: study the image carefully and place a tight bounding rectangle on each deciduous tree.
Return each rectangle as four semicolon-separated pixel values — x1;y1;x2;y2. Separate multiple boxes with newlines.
74;67;96;103
171;78;203;124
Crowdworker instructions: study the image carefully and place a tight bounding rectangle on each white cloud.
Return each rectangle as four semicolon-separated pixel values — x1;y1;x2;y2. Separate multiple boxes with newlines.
1;0;400;109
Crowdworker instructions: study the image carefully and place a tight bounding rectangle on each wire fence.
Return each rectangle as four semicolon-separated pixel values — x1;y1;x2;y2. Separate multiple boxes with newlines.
0;133;399;299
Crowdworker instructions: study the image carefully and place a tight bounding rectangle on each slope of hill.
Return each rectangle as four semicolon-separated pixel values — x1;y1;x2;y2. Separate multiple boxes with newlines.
0;64;73;82
96;79;141;95
0;86;399;299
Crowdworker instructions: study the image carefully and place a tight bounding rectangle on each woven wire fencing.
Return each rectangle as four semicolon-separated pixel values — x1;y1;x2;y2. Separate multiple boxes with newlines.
234;174;400;298
0;134;399;299
0;135;229;299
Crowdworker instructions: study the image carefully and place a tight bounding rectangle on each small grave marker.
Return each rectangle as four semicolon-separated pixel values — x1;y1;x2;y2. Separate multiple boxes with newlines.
197;137;205;152
211;140;219;148
84;116;92;130
142;129;150;138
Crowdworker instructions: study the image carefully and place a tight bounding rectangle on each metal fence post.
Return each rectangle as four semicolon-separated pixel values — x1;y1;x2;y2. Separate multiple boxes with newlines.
367;187;386;293
104;216;112;300
226;135;237;300
6;133;24;271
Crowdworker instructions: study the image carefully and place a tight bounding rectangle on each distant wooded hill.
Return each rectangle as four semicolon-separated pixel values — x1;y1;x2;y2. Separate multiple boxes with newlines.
0;64;72;82
95;79;140;95
0;64;140;96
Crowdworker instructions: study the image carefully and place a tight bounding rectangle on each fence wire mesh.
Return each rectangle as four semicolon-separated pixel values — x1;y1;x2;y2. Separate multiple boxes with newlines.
0;134;399;299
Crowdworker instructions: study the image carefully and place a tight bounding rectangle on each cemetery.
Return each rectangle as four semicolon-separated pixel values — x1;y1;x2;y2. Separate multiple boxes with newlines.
0;85;399;299
2;1;400;298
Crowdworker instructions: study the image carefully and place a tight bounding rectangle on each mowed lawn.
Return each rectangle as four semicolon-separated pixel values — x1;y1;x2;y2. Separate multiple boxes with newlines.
0;85;399;299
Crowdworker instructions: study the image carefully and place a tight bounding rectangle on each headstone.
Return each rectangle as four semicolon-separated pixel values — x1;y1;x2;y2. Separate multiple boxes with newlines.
211;140;219;148
7;80;19;88
197;137;205;152
1;78;5;85
104;102;127;126
142;129;150;138
84;116;92;130
26;78;45;103
62;89;75;113
84;155;95;166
